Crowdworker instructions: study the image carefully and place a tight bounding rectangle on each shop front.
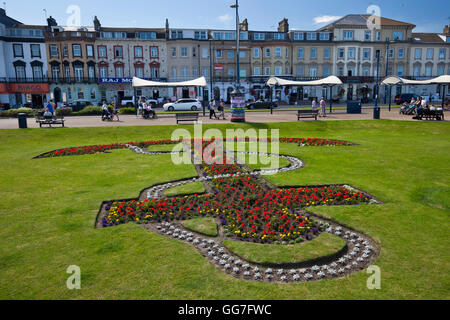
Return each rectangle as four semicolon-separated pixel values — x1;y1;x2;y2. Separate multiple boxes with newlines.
0;83;50;108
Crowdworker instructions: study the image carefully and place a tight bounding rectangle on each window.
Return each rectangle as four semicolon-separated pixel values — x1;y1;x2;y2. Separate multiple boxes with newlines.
78;88;84;99
86;45;94;58
150;47;158;58
293;32;304;40
388;48;394;59
192;68;198;78
239;68;246;79
338;66;344;76
415;48;422;59
310;48;317;59
309;66;317;77
363;48;370;60
100;66;108;78
171;47;177;57
135;66;144;78
51;66;60;80
151;67;159;78
88;66;95;79
194;31;207;40
64;66;71;79
398;48;404;59
397;65;404;76
15;65;26;79
348;47;355;59
296;65;304;77
98;46;107;58
425;65;432;77
192;47;196;57
63;45;69;57
240;51;246;58
376;31;381;41
264;67;270;75
253;66;261;75
273;33;285;40
13;44;23;57
297;48;304;59
254;48;260;58
414;65;420;77
171;67;177;80
343;30;353;40
171;31;183;39
347;66;354;76
365;31;371;41
139;32;156;39
91;88;96;100
181;67;189;80
202;68;208;78
181;47;188;57
134;46;143;58
32;66;43;79
393;32;403;41
74;66;84;82
362;66;370;76
426;48;433;59
323;66;330;77
228;68;235;77
320;33;330;41
275;47;282;57
202;48;208;58
115;66;123;78
72;44;82;57
307;33;317;40
265;48;270;58
254;33;265;40
215;49;222;58
437;65;445;76
30;44;41;58
439;49;446;59
114;46;123;58
324;48;330;59
227;50;234;58
274;66;282;75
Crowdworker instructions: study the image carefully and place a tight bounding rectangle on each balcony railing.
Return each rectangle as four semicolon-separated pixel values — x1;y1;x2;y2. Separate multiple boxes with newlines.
48;77;99;84
0;77;50;83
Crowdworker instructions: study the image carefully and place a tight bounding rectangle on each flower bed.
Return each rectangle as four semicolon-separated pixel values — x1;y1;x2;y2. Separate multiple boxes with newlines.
35;137;355;159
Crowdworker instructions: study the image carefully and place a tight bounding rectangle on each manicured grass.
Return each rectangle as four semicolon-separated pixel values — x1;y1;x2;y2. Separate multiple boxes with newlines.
181;217;218;237
224;233;346;265
0;120;449;299
164;182;206;197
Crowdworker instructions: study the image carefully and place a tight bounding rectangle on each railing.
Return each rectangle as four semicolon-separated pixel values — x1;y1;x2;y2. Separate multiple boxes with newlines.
48;77;99;84
0;77;50;83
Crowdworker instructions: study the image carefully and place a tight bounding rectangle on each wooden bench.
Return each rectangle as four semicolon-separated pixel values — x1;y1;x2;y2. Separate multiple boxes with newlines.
36;115;65;128
421;108;444;121
297;109;319;121
176;113;199;124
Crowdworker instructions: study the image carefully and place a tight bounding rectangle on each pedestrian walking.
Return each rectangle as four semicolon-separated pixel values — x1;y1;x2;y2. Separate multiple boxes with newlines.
218;100;226;120
112;101;119;121
312;97;318;112
209;99;218;120
320;97;327;117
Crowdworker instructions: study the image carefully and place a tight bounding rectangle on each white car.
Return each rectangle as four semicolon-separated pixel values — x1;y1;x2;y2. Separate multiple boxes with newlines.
163;99;202;112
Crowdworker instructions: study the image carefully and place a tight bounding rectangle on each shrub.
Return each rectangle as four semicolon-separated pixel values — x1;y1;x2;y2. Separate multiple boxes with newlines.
119;107;136;115
55;108;73;116
0;107;36;118
72;106;102;116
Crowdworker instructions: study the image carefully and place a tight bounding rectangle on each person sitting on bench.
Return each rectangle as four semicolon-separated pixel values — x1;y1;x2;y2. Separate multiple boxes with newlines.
43;107;53;119
146;102;156;119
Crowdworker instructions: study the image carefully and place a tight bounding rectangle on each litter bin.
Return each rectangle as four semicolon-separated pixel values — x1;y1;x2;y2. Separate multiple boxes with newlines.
373;106;380;119
18;113;27;129
347;101;362;114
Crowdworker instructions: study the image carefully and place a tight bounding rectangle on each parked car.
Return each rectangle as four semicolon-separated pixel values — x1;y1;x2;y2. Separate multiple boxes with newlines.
67;100;93;112
246;100;278;110
394;94;420;105
120;96;135;108
163;99;202;112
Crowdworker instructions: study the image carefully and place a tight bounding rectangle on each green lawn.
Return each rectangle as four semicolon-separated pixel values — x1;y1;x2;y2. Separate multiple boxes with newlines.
181;217;218;237
164;182;206;197
0;120;449;300
224;233;346;265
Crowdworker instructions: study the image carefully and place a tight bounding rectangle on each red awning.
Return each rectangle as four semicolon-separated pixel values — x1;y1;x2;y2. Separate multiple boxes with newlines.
8;83;50;94
0;83;8;94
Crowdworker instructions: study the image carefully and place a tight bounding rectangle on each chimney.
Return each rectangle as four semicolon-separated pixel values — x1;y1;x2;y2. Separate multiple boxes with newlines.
165;18;169;39
278;18;289;33
240;18;248;31
47;16;57;28
93;16;101;31
444;25;450;35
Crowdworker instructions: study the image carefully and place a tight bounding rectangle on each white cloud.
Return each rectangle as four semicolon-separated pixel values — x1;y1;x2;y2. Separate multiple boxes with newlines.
218;14;233;23
313;15;342;25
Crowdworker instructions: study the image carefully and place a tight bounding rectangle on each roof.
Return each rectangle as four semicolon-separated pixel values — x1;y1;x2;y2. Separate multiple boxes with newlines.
382;75;450;85
0;9;22;27
411;33;446;43
318;14;415;31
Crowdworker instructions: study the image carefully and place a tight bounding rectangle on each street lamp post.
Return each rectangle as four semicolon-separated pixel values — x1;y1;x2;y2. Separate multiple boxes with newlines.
230;0;245;122
374;50;381;119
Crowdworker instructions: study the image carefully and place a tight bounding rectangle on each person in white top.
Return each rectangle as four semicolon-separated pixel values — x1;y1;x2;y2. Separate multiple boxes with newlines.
146;102;156;119
319;97;327;117
312;98;318;112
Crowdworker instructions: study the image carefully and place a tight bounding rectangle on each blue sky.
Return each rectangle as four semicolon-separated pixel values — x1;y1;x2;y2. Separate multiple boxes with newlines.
3;0;450;33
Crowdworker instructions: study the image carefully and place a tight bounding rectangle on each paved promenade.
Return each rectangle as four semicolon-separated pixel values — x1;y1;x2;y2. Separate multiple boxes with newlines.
0;109;447;129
